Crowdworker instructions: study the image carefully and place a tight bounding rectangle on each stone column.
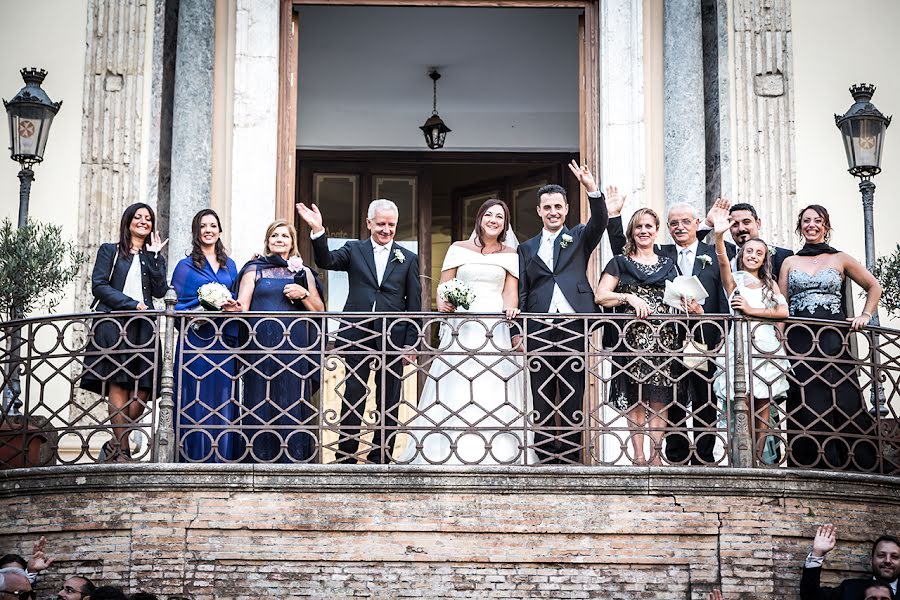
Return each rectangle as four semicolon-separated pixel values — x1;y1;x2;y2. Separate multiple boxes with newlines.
598;0;648;464
169;0;216;268
663;0;706;218
229;0;280;265
599;0;647;211
76;0;153;310
730;0;796;247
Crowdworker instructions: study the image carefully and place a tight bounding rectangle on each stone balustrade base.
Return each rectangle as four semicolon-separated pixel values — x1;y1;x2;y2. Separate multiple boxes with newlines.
2;465;897;599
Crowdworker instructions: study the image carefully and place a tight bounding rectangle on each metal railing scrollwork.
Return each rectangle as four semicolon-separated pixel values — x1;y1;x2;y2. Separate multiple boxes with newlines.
0;306;897;473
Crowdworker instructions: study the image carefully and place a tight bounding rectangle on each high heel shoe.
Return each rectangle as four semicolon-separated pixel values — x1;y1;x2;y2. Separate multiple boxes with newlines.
99;441;120;463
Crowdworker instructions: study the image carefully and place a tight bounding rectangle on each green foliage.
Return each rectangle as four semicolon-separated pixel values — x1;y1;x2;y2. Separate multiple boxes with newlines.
0;218;87;321
871;244;900;318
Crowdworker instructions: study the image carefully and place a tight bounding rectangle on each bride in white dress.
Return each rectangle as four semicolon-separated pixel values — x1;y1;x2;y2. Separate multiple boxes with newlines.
397;199;534;465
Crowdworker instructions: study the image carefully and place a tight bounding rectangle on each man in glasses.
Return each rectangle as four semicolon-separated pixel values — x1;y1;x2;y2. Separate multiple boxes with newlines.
0;567;34;600
57;575;95;600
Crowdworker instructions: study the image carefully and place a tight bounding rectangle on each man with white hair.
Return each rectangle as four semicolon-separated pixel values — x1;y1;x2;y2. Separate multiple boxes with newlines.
0;567;34;599
297;199;422;464
610;202;727;465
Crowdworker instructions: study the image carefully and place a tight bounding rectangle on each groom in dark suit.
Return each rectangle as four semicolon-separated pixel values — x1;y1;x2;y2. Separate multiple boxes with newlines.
297;199;422;463
518;160;608;463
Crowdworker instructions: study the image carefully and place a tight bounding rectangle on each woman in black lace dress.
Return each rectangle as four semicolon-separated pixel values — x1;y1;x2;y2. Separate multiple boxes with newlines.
778;205;882;471
596;208;702;465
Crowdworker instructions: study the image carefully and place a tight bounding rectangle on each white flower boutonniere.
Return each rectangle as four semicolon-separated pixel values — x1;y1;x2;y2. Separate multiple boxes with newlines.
697;255;712;269
768;245;776;258
559;233;573;249
392;248;405;263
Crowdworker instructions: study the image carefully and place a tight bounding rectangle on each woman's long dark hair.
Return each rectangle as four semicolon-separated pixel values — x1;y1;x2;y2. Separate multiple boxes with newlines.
117;202;156;258
473;198;510;251
190;209;228;269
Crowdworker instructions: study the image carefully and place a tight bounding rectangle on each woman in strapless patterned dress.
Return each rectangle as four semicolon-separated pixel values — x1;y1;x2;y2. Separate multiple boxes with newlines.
777;205;882;471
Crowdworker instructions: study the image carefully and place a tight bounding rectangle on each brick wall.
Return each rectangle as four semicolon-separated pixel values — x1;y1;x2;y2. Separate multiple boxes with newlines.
1;466;897;599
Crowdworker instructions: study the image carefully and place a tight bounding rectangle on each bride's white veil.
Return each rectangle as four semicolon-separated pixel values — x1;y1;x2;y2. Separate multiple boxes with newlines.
468;226;520;249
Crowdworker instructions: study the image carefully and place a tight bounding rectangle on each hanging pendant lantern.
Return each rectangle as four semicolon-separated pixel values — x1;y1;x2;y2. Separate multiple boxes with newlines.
420;69;451;150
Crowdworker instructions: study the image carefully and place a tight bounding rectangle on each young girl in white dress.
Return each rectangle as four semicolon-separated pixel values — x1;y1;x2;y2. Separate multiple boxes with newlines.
711;214;790;465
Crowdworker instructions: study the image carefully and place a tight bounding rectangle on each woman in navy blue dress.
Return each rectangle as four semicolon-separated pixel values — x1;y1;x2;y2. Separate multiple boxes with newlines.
237;219;324;462
171;209;243;462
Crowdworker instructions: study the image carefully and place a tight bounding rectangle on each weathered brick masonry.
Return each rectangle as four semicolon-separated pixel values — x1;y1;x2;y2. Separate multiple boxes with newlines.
1;466;898;599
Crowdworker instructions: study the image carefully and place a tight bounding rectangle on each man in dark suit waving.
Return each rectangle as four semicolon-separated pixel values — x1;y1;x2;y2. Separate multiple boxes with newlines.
609;202;728;464
800;524;899;600
698;200;794;281
297;199;421;464
518;160;608;463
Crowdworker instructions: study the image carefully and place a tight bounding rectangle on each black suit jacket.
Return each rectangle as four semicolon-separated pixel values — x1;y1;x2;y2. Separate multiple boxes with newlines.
696;226;793;281
518;191;608;314
800;566;898;600
90;243;167;312
312;235;422;347
607;217;728;345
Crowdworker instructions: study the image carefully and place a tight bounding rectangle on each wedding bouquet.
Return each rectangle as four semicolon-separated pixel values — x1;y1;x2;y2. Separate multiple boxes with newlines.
197;282;233;311
438;278;475;310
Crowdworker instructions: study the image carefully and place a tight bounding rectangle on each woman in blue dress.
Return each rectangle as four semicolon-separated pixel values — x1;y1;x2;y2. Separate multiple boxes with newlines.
237;219;325;462
171;209;243;462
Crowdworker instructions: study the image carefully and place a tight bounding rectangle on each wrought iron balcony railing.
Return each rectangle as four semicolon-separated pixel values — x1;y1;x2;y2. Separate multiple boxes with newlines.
1;290;897;472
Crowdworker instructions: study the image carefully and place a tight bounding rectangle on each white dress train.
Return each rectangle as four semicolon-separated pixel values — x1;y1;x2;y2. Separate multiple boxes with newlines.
397;246;535;465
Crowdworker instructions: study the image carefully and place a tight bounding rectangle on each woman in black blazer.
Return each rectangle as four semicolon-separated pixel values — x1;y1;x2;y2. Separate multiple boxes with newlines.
80;203;168;461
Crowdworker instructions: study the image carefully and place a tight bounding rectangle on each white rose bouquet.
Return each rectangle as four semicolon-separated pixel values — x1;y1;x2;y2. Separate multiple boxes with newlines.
197;282;233;311
438;278;476;310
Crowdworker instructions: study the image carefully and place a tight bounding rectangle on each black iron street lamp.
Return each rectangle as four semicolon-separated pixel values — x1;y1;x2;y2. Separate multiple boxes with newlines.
3;68;62;228
835;83;891;323
836;84;891;416
420;69;451;150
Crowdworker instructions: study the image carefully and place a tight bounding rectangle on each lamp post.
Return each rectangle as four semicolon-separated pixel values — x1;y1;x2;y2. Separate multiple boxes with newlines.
835;84;891;417
3;68;62;228
2;68;61;415
835;83;891;326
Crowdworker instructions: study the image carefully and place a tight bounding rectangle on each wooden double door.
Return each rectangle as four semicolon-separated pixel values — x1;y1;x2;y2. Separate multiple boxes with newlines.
296;151;579;309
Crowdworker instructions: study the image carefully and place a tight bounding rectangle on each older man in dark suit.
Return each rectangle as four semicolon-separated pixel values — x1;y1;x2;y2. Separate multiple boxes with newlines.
297;199;422;464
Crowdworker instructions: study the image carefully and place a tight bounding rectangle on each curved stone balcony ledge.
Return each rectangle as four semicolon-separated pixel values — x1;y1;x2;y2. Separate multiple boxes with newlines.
2;463;900;500
3;465;899;598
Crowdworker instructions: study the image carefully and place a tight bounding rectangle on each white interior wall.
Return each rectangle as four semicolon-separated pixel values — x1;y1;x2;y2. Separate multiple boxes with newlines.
296;6;580;151
792;0;900;325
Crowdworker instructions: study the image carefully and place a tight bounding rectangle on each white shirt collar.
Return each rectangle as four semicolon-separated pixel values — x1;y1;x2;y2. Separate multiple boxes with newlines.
371;238;391;251
542;228;562;241
677;240;700;255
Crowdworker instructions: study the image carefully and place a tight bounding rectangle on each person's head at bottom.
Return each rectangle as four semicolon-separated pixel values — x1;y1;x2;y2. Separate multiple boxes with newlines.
863;581;893;600
871;535;900;583
89;587;127;600
58;575;96;600
0;567;34;600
